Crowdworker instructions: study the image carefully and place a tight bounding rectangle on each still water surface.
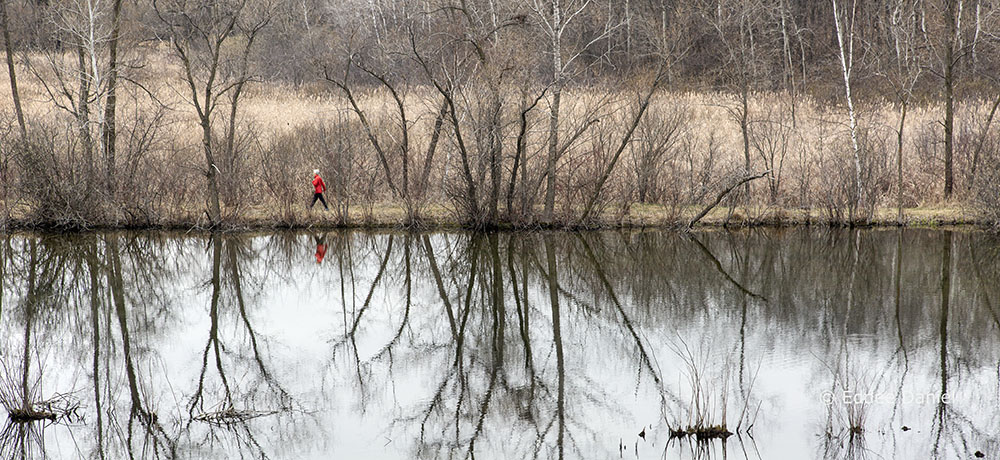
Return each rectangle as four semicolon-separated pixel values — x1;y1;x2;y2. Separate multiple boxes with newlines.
1;229;999;459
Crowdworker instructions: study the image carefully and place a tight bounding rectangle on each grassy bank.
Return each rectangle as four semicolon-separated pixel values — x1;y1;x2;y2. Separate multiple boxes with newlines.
0;203;986;232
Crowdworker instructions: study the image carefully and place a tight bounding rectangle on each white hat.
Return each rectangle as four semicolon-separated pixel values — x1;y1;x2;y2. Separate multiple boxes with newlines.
313;169;319;175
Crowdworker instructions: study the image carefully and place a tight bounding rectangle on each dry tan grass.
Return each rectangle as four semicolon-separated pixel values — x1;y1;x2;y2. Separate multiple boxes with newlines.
1;44;993;228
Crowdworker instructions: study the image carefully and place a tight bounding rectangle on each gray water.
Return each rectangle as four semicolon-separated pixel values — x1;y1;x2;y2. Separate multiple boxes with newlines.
0;229;998;459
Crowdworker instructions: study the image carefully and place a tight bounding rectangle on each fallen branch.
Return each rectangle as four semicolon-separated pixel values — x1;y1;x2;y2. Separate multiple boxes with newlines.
687;170;771;230
193;407;283;426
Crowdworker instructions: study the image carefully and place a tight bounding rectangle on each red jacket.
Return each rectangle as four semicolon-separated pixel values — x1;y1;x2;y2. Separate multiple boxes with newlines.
312;174;326;194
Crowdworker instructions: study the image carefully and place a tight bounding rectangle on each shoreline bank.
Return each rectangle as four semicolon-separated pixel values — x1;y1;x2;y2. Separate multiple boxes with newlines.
1;205;991;233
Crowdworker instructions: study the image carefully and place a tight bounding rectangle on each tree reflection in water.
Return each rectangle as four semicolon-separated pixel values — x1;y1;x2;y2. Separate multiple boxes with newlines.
0;229;999;459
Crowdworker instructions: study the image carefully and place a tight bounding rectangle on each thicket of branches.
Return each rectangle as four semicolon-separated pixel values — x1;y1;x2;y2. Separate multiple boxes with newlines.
4;0;1000;230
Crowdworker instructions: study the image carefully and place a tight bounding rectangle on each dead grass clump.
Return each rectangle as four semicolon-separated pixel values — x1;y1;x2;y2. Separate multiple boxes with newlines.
1;393;79;425
0;359;80;425
668;424;733;440
665;337;760;444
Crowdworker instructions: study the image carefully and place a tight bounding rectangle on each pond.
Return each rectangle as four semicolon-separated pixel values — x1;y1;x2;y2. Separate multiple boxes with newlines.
0;228;998;459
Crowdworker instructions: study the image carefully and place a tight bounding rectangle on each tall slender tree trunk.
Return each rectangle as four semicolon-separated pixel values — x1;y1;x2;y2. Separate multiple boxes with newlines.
897;101;907;224
545;87;560;223
779;0;797;127
224;83;244;204
968;93;1000;192
77;46;94;179
508;92;529;214
737;80;752;204
972;0;981;69
419;99;447;199
944;57;954;199
223;32;258;210
544;0;563;224
202;118;222;224
102;0;123;192
943;0;957;199
1;0;25;138
488;85;502;226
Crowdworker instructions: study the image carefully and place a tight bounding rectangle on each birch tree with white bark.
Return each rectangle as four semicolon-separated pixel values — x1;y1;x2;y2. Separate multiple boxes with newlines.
831;0;864;219
20;0;122;199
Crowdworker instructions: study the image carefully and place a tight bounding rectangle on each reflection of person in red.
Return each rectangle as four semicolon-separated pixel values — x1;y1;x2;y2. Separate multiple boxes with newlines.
314;234;327;264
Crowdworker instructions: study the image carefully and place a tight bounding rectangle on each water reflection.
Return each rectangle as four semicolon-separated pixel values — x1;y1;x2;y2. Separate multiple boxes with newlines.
1;229;999;459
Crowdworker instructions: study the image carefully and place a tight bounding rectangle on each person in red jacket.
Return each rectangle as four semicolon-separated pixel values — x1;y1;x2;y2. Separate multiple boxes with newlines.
310;169;329;211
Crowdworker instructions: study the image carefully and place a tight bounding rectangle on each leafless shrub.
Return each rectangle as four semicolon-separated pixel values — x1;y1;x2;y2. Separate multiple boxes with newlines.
108;95;174;227
259;128;305;224
815;136;857;224
908;120;952;206
629;99;689;204
857;122;893;214
0;118;20;227
215;121;261;219
972;130;1000;226
14;123;108;229
749;105;792;203
0;359;80;424
683;135;719;206
566;120;616;225
812;117;890;225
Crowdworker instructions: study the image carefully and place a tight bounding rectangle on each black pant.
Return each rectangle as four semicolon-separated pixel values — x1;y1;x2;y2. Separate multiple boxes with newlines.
311;192;328;210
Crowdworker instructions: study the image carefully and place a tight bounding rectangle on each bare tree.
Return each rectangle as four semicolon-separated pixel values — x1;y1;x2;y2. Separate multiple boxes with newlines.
629;99;688;204
578;69;666;222
1;0;25;138
776;0;800;125
507;86;546;220
749;104;792;202
526;0;619;224
100;0;121;191
407;0;535;228
965;2;1000;194
922;0;970;199
18;0;119;202
153;0;272;226
879;0;922;223
941;0;960;199
705;0;775;203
